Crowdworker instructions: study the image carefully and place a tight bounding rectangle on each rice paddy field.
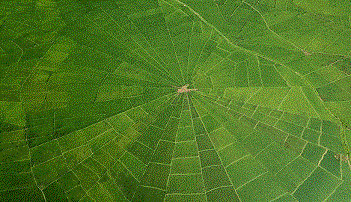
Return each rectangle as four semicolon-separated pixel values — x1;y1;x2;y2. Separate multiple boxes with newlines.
0;0;351;201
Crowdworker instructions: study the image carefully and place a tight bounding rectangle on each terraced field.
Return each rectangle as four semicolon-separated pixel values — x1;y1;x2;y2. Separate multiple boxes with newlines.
1;0;351;201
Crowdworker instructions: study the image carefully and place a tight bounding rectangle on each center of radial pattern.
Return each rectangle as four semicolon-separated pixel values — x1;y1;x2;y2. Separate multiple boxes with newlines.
177;84;198;93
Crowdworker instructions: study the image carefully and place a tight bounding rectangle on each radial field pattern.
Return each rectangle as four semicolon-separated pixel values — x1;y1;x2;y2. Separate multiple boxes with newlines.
1;0;351;202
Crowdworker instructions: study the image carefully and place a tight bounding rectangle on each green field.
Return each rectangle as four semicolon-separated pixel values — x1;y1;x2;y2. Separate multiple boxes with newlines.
0;0;350;201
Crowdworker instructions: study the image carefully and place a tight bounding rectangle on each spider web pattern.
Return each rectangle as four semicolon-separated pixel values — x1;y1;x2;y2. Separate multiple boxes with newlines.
0;0;351;201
